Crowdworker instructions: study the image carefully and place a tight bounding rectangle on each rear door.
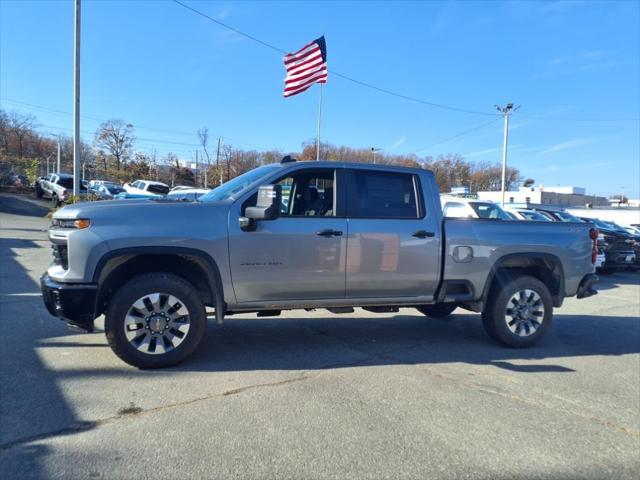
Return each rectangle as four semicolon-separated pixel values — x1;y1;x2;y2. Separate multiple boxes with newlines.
345;168;441;300
228;167;348;303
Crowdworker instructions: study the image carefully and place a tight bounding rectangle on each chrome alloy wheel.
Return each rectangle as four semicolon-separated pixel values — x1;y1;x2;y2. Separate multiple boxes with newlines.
505;289;545;337
124;293;191;355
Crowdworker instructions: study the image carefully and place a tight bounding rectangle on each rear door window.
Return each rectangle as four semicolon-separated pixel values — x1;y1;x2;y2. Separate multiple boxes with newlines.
348;170;420;219
147;184;170;195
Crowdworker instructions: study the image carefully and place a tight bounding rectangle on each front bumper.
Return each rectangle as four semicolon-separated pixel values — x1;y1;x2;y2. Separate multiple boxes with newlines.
604;250;636;267
41;274;98;331
576;273;598;299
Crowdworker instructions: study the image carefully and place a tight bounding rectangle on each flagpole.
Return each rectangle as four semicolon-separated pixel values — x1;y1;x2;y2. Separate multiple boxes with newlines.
316;83;323;161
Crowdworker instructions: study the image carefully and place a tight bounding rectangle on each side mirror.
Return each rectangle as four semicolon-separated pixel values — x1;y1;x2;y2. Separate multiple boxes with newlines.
245;184;282;222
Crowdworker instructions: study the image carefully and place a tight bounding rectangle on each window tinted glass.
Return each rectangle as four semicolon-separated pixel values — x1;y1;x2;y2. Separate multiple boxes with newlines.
350;170;419;219
106;185;125;194
147;184;169;195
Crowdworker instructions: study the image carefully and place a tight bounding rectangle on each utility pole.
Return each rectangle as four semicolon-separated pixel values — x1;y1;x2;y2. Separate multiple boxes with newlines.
216;137;222;185
371;147;381;164
50;133;61;173
495;103;518;206
72;0;81;197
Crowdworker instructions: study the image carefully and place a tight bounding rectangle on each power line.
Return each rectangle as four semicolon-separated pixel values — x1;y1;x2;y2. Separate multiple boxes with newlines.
415;117;502;153
171;0;498;117
171;1;640;123
1;97;263;149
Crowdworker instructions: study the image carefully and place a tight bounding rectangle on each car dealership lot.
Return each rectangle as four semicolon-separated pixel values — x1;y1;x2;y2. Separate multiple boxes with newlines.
1;193;639;479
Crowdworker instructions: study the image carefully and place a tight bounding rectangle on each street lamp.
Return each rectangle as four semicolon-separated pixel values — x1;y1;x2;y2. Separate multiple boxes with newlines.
371;147;381;164
50;132;62;173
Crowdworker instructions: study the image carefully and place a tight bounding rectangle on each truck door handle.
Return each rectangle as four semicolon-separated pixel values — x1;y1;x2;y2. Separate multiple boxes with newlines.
316;229;343;237
412;230;435;238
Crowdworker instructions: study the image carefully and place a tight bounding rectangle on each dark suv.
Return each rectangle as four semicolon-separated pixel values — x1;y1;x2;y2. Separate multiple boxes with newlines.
580;217;637;272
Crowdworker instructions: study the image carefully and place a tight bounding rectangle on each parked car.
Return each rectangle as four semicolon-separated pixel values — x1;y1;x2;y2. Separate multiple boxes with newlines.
579;217;637;272
89;180;119;188
166;188;211;201
525;205;583;223
90;183;126;199
114;192;160;200
123;180;170;196
504;207;552;221
41;158;599;368
441;197;513;220
36;173;88;206
169;185;195;192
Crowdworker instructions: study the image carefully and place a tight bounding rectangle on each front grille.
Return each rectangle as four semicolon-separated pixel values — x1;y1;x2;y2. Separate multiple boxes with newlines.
52;243;69;270
613;239;633;250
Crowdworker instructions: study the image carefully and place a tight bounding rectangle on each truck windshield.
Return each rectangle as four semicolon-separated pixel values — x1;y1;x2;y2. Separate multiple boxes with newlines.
470;202;512;220
199;165;278;202
552;210;581;222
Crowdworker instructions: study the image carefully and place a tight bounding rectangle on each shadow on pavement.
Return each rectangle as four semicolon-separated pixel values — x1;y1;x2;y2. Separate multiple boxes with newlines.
0;194;51;218
0;217;82;478
594;271;640;290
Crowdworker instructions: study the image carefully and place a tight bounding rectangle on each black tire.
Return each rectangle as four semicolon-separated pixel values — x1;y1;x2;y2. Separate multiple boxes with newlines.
105;273;207;369
51;194;59;207
481;274;553;348
416;304;457;318
35;185;43;198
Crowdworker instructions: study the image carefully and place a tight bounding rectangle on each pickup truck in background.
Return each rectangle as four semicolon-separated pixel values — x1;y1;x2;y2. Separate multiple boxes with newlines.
123;179;170;196
36;173;88;206
41;159;599;368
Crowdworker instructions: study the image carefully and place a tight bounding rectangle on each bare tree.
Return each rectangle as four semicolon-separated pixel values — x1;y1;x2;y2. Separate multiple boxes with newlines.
197;127;211;187
94;119;135;170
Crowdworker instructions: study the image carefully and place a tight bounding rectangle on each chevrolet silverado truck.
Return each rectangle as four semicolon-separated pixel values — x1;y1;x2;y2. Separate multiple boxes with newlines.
36;173;88;206
41;159;599;369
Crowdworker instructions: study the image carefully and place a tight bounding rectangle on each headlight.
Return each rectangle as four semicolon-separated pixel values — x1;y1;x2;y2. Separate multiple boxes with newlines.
51;218;91;229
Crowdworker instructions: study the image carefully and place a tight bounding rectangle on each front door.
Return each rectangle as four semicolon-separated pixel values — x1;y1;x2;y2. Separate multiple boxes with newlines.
228;167;348;303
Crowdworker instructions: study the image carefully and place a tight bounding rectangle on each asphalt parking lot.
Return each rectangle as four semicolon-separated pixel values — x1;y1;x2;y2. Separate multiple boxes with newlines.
0;192;639;480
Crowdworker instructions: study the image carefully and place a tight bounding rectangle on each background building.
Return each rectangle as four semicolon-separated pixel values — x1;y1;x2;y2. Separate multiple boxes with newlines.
477;186;608;207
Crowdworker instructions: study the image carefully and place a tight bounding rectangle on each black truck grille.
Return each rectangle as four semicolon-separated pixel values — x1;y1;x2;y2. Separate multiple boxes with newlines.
52;243;69;270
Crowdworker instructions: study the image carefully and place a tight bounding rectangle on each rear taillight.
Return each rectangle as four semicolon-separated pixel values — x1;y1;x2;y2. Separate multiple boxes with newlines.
589;228;599;264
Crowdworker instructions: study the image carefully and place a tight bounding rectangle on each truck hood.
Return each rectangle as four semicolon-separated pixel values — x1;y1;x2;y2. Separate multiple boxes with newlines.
52;198;227;228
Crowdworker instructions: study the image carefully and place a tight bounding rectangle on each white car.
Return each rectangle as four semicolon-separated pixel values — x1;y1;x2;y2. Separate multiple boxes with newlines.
166;188;211;201
440;196;513;220
123;180;170;196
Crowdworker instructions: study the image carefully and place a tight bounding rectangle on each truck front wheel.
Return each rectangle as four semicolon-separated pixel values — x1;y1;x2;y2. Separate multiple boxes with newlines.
416;304;457;318
105;273;207;369
482;275;553;348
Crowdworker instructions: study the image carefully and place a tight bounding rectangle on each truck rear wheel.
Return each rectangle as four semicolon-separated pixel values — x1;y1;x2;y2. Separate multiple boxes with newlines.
482;275;552;348
105;273;207;369
416;304;457;318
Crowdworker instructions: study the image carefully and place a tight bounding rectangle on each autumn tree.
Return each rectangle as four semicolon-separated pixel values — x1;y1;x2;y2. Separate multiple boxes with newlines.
94;119;135;170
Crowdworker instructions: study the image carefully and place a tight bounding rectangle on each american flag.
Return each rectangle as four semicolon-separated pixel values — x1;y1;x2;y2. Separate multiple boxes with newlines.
283;36;327;98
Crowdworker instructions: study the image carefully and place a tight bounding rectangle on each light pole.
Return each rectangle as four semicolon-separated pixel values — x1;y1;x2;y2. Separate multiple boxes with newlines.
495;103;519;206
371;147;381;164
72;0;81;197
50;132;61;173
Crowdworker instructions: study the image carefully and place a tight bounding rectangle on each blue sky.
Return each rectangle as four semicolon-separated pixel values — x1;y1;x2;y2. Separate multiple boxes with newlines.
1;0;639;197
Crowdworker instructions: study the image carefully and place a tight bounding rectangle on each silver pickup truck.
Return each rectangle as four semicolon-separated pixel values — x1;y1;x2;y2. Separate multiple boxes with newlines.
41;159;599;368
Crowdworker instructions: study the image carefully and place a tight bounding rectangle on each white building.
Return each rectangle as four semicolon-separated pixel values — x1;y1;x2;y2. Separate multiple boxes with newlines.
476;186;607;207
